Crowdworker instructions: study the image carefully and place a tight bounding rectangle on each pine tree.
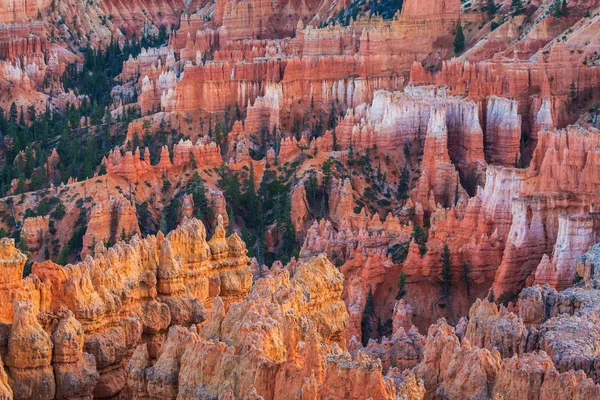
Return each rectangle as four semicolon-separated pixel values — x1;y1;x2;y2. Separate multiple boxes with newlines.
398;166;410;199
274;128;281;165
511;0;524;15
487;0;497;16
412;224;429;256
440;244;452;296
361;288;375;346
16;177;26;194
454;22;465;55
551;0;568;17
319;195;327;220
454;177;460;207
462;262;472;296
570;81;578;102
9;102;18;123
187;171;214;226
332;128;338;151
397;270;407;299
328;101;337;130
244;164;259;225
297;144;309;160
57;242;71;266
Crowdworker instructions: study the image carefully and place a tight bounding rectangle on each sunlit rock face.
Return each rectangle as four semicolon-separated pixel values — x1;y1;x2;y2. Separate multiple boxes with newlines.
126;253;426;399
0;218;252;398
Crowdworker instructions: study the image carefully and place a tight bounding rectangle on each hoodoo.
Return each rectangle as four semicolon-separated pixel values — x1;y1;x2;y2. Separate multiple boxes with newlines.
1;0;600;398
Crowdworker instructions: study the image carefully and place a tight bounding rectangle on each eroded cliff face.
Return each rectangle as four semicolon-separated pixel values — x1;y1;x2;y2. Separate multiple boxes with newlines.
124;252;429;400
413;243;600;399
0;217;252;398
0;225;430;399
7;229;600;399
3;0;600;398
0;0;205;114
129;0;470;124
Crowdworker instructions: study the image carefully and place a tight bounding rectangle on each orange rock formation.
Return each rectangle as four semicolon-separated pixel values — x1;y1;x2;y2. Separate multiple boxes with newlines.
0;217;252;397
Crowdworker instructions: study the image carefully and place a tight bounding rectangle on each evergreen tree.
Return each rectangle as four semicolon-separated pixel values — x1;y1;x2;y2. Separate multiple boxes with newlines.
162;198;180;233
9;102;18;123
454;177;460;206
413;224;428;256
332;128;338;151
487;0;497;16
297;144;309;160
590;103;600;126
328;101;338;130
398;166;410;199
551;0;568;17
462;262;472;296
136;201;155;235
570;81;578;102
397;270;407;299
244;164;259;225
187;171;214;228
57;242;71;265
159;214;168;234
274;128;281;165
440;244;452;296
361;288;375;346
319;195;327;220
348;140;355;165
18;106;25;126
214;120;228;147
511;0;524;15
453;22;465;55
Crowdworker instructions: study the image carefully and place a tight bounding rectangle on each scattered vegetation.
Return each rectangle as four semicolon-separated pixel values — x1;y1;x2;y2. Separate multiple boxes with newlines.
454;22;465;55
462;262;471;296
440;244;452;296
550;0;568;18
216;162;298;266
361;288;375;346
397;270;407;298
511;0;524;15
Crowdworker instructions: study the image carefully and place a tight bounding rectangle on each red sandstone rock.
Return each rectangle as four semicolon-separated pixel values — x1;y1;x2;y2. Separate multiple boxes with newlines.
413;106;464;209
291;181;310;237
3;0;600;398
6;300;55;400
52;311;99;399
81;195;140;258
20;216;49;254
485;96;522;167
0;217;252;398
465;299;528;358
0;238;28;322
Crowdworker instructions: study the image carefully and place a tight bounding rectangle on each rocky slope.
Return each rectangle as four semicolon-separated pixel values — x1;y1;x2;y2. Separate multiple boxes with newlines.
1;0;600;398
